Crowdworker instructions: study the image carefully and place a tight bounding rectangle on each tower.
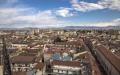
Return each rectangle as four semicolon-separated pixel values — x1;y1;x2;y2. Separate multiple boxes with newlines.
2;36;12;75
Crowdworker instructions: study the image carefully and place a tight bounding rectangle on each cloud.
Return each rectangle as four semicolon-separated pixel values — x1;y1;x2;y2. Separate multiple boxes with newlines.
0;0;18;6
70;0;120;12
0;7;119;28
6;0;18;3
112;18;120;26
99;0;120;11
0;0;18;3
94;18;120;27
71;0;104;12
0;0;119;28
0;7;65;28
64;18;120;27
55;7;75;17
0;7;33;17
89;18;120;27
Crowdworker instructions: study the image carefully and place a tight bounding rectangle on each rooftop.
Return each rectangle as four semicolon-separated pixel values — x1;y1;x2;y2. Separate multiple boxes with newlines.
96;45;120;73
51;60;81;67
11;55;35;64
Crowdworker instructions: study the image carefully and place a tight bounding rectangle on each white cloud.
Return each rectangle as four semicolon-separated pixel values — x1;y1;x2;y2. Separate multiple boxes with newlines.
94;18;120;27
0;0;18;3
88;18;120;27
112;18;120;26
0;7;119;28
0;7;33;17
93;19;120;27
6;0;18;3
55;7;75;17
71;0;104;12
0;7;65;28
0;0;120;28
70;0;120;12
99;0;120;11
65;18;120;27
0;0;18;5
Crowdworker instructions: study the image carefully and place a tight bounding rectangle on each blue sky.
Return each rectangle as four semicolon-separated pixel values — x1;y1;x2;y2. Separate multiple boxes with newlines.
0;0;120;28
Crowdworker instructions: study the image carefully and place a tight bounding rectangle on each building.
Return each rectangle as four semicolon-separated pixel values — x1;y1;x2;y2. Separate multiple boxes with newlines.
51;60;81;75
11;55;36;72
94;44;120;75
11;55;44;75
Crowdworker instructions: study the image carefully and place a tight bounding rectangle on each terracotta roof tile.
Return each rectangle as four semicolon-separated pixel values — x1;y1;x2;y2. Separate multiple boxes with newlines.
12;71;26;75
11;55;35;64
96;45;120;73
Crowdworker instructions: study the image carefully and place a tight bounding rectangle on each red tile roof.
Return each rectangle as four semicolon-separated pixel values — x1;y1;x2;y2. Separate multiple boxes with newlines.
12;71;26;75
96;45;120;73
11;55;35;64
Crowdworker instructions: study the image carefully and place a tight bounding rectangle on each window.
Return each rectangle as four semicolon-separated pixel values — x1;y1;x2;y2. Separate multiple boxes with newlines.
63;70;67;74
53;69;58;73
68;71;73;74
59;70;62;73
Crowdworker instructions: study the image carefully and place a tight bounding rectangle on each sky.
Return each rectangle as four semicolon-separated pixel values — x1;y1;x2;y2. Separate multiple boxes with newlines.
0;0;120;28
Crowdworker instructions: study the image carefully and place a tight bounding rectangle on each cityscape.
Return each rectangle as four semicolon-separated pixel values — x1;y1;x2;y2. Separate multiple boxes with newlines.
0;0;120;75
0;29;120;75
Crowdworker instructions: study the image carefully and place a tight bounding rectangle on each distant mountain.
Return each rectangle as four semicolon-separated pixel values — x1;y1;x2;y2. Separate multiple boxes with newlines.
0;25;120;30
106;26;120;30
64;26;120;30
